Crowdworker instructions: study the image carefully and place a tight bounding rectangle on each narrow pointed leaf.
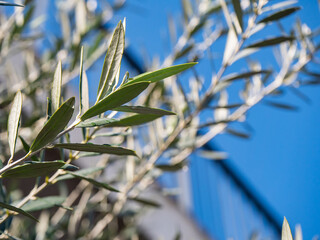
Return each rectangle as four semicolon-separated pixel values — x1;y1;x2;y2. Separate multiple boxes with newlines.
246;36;294;48
263;101;298;111
223;28;238;64
155;161;187;172
0;2;24;7
222;70;270;82
101;114;165;127
0;202;38;222
231;0;243;31
1;161;66;178
30;97;75;152
282;217;293;240
76;118;119;128
258;7;300;24
51;61;62;112
96;20;125;101
54;143;137;156
67;171;119;192
8;91;22;160
128;197;161;208
81;82;149;121
22;196;66;212
226;128;250;139
55;166;104;182
79;46;89;114
114;105;176;115
125;62;197;85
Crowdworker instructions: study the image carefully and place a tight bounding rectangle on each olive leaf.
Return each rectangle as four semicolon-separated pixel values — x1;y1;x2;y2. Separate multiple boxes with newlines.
0;202;38;222
51;61;62;112
282;217;293;240
246;36;295;48
30;97;75;152
81;82;150;121
22;196;66;212
54;143;137;156
259;7;301;24
96;20;125;102
124;62;197;85
79;46;89;115
8;91;22;160
0;161;66;178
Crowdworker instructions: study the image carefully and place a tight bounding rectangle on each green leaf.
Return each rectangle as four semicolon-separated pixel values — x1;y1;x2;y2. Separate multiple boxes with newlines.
8;91;22;160
128;197;161;208
76;118;119;128
30;97;75;152
101;114;165;127
67;171;119;192
51;61;62;112
222;70;270;82
54;143;137;156
81;82;149;121
246;36;295;48
226;128;250;139
0;161;66;178
282;217;293;240
55;166;104;182
125;62;197;85
0;202;37;222
114;105;176;115
79;46;89;115
231;0;243;31
21;196;66;212
263;101;298;111
96;20;125;101
258;7;300;24
155;161;187;172
0;1;24;7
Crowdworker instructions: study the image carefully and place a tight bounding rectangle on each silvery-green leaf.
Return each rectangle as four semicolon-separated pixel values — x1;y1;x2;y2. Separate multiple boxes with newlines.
76;118;119;128
22;196;66;212
8;91;22;160
155;161;187;172
55;166;104;182
124;62;197;85
0;161;66;178
223;27;238;65
114;105;176;115
262;1;298;13
79;46;89;115
101;114;164;127
128;197;161;208
222;70;270;82
54;143;137;156
246;36;295;48
0;202;38;222
81;82;149;121
96;20;125;101
120;71;130;86
51;61;62;112
258;7;300;24
67;172;119;192
282;217;293;240
30;97;75;152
